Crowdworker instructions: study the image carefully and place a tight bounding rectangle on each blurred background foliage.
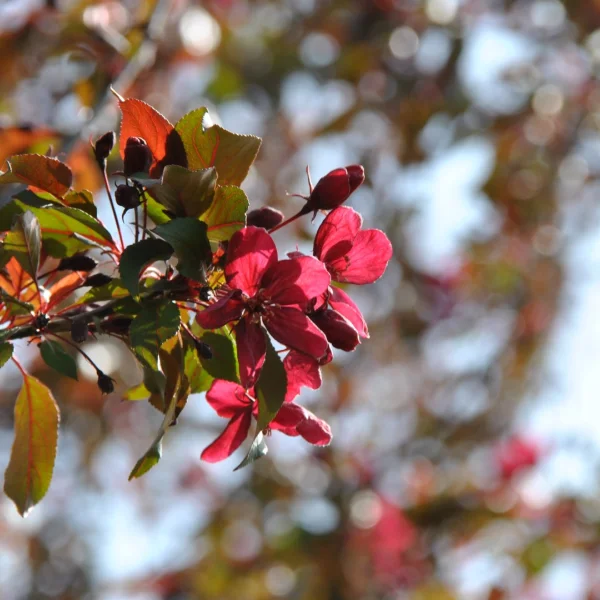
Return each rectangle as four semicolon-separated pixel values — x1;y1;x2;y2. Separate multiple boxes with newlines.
2;0;600;598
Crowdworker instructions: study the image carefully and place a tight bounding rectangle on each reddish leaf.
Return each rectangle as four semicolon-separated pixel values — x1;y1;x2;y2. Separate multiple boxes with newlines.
0;154;72;198
4;373;60;516
118;99;184;177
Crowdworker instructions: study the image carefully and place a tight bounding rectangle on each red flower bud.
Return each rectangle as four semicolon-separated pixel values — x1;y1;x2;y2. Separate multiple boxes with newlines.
70;319;89;344
93;131;116;169
58;254;98;272
123;137;152;176
307;165;365;212
115;184;141;210
85;273;113;287
311;308;360;352
97;370;115;395
194;339;213;359
246;206;285;230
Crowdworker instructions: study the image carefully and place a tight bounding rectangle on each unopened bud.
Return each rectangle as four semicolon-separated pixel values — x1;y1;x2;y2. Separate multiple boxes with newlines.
94;131;116;169
123;136;152;176
311;309;359;352
306;165;365;213
58;254;97;272
247;206;285;230
85;273;113;287
70;319;89;343
104;317;132;335
194;339;213;359
115;184;141;210
33;313;50;332
96;370;115;395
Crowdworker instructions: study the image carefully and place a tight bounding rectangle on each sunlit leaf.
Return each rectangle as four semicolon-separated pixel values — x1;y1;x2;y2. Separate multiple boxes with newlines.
202;185;248;242
128;441;162;479
3;211;41;282
153;218;211;281
62;189;96;217
234;431;268;471
118;98;186;177
255;335;287;432
0;196;115;256
0;154;72;198
130;301;180;371
0;342;13;368
129;339;184;480
39;340;78;380
119;238;174;297
4;373;60;516
175;108;261;185
148;165;217;218
198;329;238;383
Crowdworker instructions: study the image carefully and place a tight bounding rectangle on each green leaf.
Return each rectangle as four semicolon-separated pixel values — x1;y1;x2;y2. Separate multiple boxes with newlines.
63;189;96;217
143;192;171;226
234;431;268;471
77;279;129;304
124;382;150;401
4;373;60;516
0;197;115;256
202;185;248;242
130;301;181;371
153;218;211;281
0;154;72;198
148;165;217;218
199;330;238;383
183;337;208;393
175;108;261;185
39;340;78;381
129;339;184;480
3;211;41;282
129;441;162;479
0;289;34;316
119;238;174;297
255;336;288;432
0;342;13;368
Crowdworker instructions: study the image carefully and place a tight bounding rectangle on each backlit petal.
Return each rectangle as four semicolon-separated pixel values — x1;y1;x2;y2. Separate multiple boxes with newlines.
195;291;245;329
271;403;332;446
265;306;329;359
262;256;330;306
235;319;266;389
328;286;369;338
283;350;322;402
206;379;251;418
200;411;252;463
225;226;278;296
328;228;393;284
313;206;361;263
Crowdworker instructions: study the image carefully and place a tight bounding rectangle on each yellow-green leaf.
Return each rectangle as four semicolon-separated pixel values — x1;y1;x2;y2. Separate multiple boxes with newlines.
0;154;72;198
175;108;261;186
4;373;60;516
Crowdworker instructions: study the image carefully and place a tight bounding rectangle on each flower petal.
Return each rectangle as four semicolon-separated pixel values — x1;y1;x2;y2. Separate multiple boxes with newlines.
328;286;369;338
225;226;278;296
195;291;244;329
262;256;330;306
235;318;266;389
206;379;251;418
200;411;252;463
328;228;393;284
311;309;360;352
283;350;322;402
271;403;332;446
313;206;361;264
265;306;329;359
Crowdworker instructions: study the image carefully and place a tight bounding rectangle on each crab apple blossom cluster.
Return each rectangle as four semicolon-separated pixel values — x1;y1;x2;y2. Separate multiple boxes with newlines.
196;165;393;463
